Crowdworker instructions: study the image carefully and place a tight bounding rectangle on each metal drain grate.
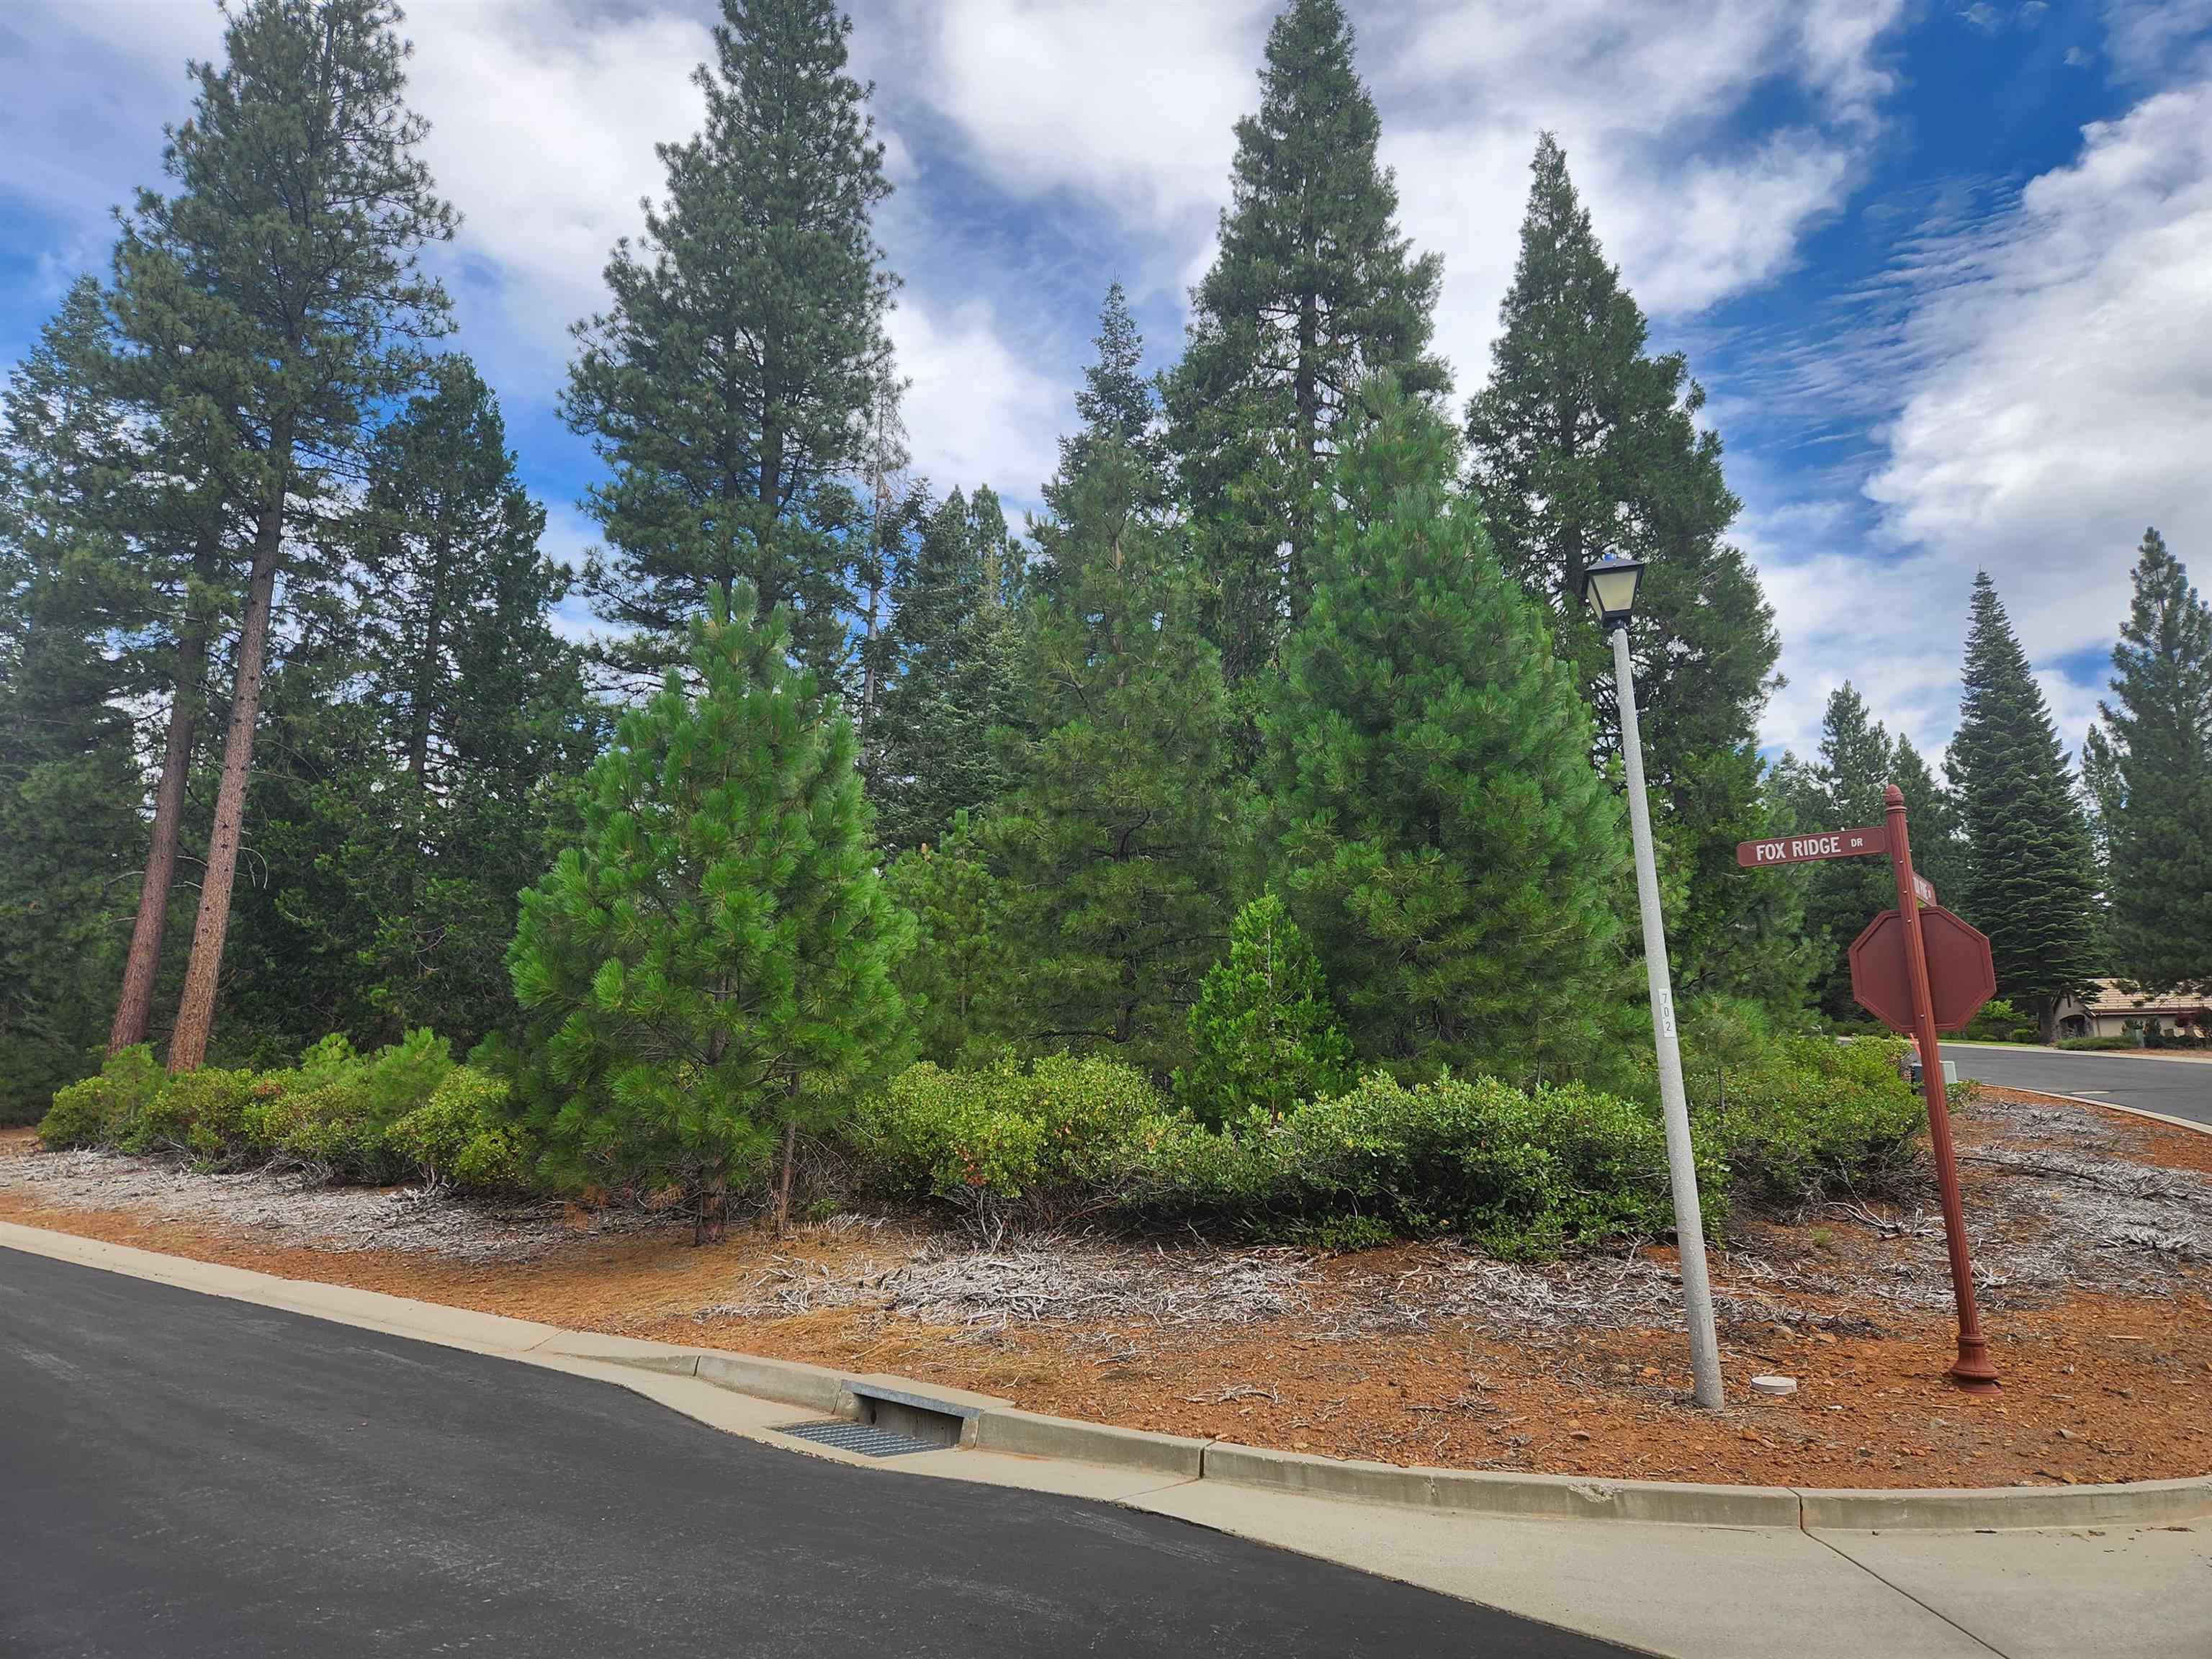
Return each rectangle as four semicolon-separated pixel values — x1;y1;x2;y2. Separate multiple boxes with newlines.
775;1419;943;1458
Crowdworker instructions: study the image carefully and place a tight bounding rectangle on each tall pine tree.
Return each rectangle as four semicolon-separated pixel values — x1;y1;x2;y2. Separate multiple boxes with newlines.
1163;0;1444;691
2095;529;2212;990
564;0;895;688
1263;382;1627;1084
0;288;153;1113
869;487;1017;853
990;433;1238;1076
1467;134;1783;1002
244;359;597;1051
1952;572;2100;1036
114;0;455;1071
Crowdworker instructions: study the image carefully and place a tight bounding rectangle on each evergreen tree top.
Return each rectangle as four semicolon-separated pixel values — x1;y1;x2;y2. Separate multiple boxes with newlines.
563;0;896;683
2102;526;2211;766
1185;0;1444;402
1958;572;2067;763
1050;284;1160;515
1076;282;1151;449
118;0;455;471
1480;134;1656;418
1815;683;1894;825
1951;570;2099;1011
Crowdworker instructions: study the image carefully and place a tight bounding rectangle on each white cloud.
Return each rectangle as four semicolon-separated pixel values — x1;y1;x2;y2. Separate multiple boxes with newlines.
893;0;1272;225
889;297;1064;504
893;0;1908;422
2099;0;2212;81
1377;1;1904;389
400;3;713;378
1757;75;2212;763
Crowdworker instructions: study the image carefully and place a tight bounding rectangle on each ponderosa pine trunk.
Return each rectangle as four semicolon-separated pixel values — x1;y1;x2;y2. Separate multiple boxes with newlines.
168;447;288;1072
775;1115;797;1238
109;531;217;1053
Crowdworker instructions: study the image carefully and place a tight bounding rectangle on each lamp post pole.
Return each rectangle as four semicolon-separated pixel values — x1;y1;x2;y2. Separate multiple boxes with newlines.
1607;619;1726;1411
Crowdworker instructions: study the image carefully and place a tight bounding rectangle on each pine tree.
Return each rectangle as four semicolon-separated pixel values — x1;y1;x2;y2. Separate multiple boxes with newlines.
2;279;238;1061
2080;723;2122;880
853;365;917;747
1466;134;1781;1000
1951;572;2100;1035
1174;892;1354;1125
115;0;455;1071
884;811;1012;1067
0;289;153;1114
248;359;597;1051
564;0;895;688
989;435;1238;1076
2097;528;2212;990
1797;685;1897;1020
505;593;911;1239
1047;282;1159;521
1892;733;1968;907
1163;0;1444;690
1263;382;1627;1083
870;487;1017;853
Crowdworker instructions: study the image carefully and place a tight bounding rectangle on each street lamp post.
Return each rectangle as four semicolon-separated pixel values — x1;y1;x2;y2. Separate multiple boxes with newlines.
1583;555;1725;1411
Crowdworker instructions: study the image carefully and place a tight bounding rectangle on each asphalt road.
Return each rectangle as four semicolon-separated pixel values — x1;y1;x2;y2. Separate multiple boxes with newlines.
1947;1043;2212;1128
0;1249;1626;1658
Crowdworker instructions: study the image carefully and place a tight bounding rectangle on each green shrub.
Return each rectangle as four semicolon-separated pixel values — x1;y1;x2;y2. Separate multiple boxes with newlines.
852;1054;1168;1228
1959;998;2022;1041
241;1029;458;1183
858;1058;1717;1257
1701;1033;1923;1202
125;1067;258;1161
38;1046;166;1151
1144;1074;1700;1259
2058;1033;2137;1051
1174;893;1354;1126
389;1068;527;1191
2008;1026;2041;1044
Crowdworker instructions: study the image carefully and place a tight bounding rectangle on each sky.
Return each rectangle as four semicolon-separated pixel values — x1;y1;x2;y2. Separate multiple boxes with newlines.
2;0;2210;766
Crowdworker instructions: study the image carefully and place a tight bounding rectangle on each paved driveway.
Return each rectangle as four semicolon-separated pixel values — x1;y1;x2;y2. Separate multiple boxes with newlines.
0;1247;1624;1659
1946;1043;2212;1129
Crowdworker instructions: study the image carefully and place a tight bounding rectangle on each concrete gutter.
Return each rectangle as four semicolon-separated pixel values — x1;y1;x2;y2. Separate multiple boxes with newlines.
11;1218;2196;1536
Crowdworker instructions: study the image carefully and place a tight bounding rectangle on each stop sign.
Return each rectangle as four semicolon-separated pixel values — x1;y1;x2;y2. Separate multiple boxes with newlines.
1848;906;1998;1035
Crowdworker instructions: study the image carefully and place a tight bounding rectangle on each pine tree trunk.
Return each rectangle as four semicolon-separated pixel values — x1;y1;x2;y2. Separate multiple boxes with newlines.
775;1116;796;1238
168;451;289;1074
1292;287;1318;624
109;559;216;1054
405;535;449;786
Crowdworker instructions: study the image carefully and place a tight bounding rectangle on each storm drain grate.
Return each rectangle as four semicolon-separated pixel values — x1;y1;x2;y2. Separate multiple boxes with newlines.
775;1419;943;1458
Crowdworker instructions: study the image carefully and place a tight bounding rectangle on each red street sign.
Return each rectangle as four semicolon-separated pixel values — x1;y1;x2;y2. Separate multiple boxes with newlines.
1736;824;1889;867
1848;906;1997;1035
1912;871;1937;907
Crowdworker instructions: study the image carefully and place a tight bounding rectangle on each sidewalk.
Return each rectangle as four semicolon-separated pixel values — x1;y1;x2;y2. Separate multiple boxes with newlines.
3;1219;2201;1659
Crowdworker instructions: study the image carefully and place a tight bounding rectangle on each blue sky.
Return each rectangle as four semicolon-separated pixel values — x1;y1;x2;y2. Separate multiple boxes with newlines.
4;0;2210;763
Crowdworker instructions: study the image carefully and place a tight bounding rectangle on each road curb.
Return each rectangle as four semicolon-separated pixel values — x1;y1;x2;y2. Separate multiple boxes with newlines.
1199;1442;1802;1527
1795;1476;2212;1531
6;1218;2208;1533
2039;1092;2212;1137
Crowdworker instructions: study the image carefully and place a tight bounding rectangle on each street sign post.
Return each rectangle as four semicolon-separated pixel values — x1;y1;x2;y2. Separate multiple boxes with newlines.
1738;786;2001;1396
1864;786;1999;1394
